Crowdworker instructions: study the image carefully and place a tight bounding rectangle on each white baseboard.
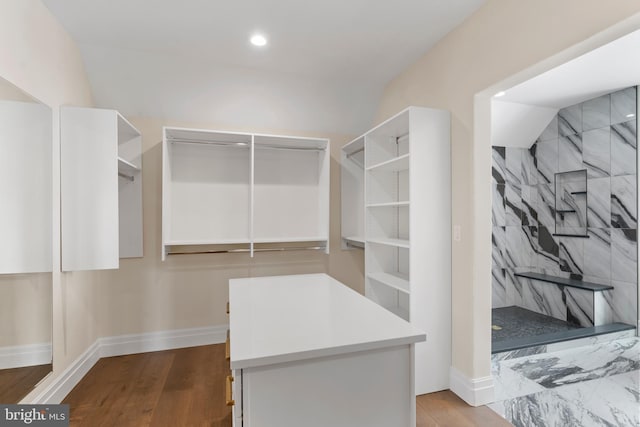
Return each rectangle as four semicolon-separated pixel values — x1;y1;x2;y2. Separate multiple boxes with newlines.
0;342;52;370
99;325;228;358
30;340;100;404
29;324;228;404
449;366;494;407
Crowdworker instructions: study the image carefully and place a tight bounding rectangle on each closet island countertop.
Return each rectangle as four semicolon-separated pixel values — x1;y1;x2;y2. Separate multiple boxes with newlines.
228;273;426;370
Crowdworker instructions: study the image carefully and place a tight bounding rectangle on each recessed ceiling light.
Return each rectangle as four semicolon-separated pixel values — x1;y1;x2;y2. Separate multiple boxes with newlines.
626;113;635;118
250;34;267;47
494;91;506;98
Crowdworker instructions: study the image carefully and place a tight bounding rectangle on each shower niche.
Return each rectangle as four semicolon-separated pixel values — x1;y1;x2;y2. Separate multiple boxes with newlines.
554;169;587;237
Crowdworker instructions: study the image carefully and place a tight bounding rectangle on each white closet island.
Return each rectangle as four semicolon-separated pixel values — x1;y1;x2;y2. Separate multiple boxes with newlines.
227;274;425;427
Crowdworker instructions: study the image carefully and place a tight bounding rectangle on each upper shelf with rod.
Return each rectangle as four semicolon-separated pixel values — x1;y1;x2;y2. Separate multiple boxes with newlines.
162;126;330;260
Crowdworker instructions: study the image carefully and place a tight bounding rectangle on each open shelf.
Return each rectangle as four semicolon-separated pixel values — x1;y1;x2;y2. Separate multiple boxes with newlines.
252;236;327;244
366;153;410;172
166;238;251;246
368;271;410;294
163;127;330;259
343;236;365;248
367;201;409;208
118;156;140;174
367;238;410;248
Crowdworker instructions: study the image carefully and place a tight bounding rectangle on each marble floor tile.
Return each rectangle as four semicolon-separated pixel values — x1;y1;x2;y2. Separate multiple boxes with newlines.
546;330;636;353
554;371;640;427
506;351;640;389
491;338;640;427
490;390;616;427
492;345;548;363
492;362;547;401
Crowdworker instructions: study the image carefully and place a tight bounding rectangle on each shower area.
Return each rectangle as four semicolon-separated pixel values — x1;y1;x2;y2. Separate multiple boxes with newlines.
491;87;639;353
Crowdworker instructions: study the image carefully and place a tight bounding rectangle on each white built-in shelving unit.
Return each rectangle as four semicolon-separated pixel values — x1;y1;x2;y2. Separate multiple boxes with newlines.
61;107;143;271
162;127;330;260
340;136;365;248
343;106;451;395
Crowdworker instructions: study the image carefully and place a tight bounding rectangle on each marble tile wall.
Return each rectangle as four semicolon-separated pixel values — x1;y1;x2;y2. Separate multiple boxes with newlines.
492;87;638;327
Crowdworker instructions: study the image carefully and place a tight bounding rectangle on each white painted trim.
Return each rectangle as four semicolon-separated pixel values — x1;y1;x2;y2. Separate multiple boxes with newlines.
99;325;227;358
28;325;228;404
29;340;100;404
0;342;52;370
449;366;494;407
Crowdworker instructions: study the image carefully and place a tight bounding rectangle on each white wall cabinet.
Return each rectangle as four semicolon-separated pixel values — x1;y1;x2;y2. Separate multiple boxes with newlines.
0;101;52;274
343;106;451;395
162;127;329;259
61;107;143;271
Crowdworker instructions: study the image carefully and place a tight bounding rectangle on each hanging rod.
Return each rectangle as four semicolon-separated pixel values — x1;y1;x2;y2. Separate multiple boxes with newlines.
167;245;326;255
168;138;325;152
346;146;364;158
118;172;135;182
396;133;409;143
169;138;250;147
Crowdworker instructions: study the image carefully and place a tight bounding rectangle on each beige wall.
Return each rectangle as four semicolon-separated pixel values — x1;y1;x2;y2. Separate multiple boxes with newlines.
1;0;363;402
0;0;94;400
96;116;364;338
0;274;51;347
375;0;640;380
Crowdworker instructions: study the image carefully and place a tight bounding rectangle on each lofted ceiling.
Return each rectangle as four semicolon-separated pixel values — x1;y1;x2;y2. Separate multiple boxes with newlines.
492;28;640;148
42;0;485;134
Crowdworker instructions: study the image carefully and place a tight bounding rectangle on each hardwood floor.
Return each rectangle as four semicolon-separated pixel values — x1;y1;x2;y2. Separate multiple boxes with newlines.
0;363;52;403
63;345;510;427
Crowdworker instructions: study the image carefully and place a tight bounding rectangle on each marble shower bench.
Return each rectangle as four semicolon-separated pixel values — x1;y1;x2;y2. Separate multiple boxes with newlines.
514;272;614;327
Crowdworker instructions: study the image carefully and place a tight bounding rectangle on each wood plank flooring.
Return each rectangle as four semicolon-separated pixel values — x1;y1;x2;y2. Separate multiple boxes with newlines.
0;364;52;403
63;344;510;427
